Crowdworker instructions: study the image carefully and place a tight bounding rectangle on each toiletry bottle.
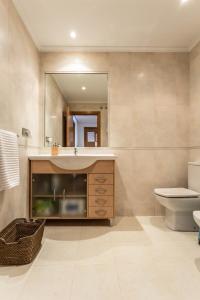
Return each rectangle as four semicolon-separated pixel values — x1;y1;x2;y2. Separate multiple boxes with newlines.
51;142;59;156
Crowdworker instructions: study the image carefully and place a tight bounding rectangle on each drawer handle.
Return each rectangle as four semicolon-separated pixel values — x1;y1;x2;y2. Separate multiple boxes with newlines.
95;177;106;184
95;209;107;216
95;199;107;206
95;188;107;194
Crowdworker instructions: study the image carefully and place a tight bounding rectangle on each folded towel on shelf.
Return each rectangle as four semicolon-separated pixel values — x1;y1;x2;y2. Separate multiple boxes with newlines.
0;129;20;191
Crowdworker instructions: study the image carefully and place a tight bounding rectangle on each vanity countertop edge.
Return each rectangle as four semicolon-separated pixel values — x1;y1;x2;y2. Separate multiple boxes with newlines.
28;154;117;160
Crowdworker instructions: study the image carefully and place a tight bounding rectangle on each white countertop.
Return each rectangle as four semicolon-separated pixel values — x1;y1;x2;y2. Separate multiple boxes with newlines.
28;153;117;160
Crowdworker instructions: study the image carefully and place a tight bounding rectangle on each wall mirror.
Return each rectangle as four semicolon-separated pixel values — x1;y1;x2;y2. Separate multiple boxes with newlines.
44;73;108;147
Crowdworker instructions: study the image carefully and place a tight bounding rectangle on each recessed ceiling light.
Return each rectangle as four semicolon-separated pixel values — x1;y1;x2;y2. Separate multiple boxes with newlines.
70;31;77;39
180;0;189;5
81;86;86;91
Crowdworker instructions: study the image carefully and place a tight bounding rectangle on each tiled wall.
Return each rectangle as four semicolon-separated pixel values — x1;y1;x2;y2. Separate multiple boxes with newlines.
0;1;193;227
0;0;41;229
189;42;200;162
41;52;189;215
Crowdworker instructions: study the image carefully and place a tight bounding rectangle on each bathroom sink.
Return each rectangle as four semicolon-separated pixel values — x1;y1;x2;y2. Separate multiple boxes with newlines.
28;153;117;170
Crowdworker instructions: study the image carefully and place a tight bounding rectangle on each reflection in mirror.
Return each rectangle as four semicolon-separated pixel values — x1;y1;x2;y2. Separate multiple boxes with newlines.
45;73;108;147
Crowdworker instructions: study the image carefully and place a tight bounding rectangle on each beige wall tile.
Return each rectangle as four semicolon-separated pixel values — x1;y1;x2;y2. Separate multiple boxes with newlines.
189;149;200;162
0;0;41;229
113;149;188;216
40;51;190;217
189;42;200;148
0;1;192;225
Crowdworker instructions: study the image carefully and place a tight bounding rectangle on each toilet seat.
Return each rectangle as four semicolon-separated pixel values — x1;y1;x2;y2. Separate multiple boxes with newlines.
154;188;200;198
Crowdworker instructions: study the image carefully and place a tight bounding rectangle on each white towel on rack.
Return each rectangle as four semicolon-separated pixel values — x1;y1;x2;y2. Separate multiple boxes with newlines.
0;129;20;191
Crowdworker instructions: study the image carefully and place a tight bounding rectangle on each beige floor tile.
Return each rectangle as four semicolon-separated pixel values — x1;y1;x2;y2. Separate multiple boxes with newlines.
1;217;200;300
152;257;200;300
116;263;180;300
114;216;144;228
40;226;81;266
17;264;74;300
70;264;123;300
110;226;152;245
44;226;82;241
0;265;31;300
35;238;79;266
76;240;114;265
80;226;112;243
76;227;114;264
137;216;198;245
112;244;154;264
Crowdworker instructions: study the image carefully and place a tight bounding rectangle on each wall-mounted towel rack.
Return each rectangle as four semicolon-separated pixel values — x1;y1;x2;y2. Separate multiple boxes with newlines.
22;128;31;138
16;128;31;138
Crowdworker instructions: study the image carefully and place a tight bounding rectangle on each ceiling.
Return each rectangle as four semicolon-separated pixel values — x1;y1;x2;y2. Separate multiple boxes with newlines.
13;0;200;52
74;115;97;126
51;73;107;103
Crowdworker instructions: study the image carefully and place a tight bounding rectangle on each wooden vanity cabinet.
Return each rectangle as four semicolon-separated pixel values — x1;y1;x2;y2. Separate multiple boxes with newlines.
29;160;115;222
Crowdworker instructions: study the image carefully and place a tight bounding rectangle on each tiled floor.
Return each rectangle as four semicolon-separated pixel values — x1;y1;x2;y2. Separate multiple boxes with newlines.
1;217;200;300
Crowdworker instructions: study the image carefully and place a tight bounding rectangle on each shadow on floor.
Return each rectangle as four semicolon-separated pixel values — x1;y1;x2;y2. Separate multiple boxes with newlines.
45;219;110;227
0;264;31;276
45;216;143;229
44;217;144;241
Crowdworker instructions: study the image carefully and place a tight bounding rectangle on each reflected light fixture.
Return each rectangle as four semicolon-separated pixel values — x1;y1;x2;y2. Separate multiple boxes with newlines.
81;86;86;91
138;72;145;79
180;0;190;5
70;31;77;39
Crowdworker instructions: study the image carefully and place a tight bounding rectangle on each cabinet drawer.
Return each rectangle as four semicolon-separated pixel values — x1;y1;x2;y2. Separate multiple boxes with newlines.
88;174;113;185
88;207;113;218
88;185;113;196
89;161;114;174
89;196;113;207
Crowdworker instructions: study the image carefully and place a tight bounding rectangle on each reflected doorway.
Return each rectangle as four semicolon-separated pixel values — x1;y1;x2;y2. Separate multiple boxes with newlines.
84;127;98;147
68;111;100;147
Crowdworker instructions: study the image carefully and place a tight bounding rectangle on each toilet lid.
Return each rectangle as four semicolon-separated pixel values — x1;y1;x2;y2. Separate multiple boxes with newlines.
154;188;200;198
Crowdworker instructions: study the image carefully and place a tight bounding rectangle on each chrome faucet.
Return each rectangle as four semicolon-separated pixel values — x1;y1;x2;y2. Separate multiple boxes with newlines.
74;147;78;155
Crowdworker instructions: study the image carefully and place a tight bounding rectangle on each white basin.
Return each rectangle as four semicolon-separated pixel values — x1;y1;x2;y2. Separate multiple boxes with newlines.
28;153;117;170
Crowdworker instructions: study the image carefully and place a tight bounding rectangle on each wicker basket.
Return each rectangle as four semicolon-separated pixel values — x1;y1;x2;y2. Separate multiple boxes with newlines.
0;218;45;265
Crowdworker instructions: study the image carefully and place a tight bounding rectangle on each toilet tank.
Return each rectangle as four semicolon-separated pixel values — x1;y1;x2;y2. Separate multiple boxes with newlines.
188;162;200;192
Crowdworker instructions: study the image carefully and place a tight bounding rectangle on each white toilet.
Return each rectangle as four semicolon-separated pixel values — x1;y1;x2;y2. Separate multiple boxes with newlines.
154;162;200;231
